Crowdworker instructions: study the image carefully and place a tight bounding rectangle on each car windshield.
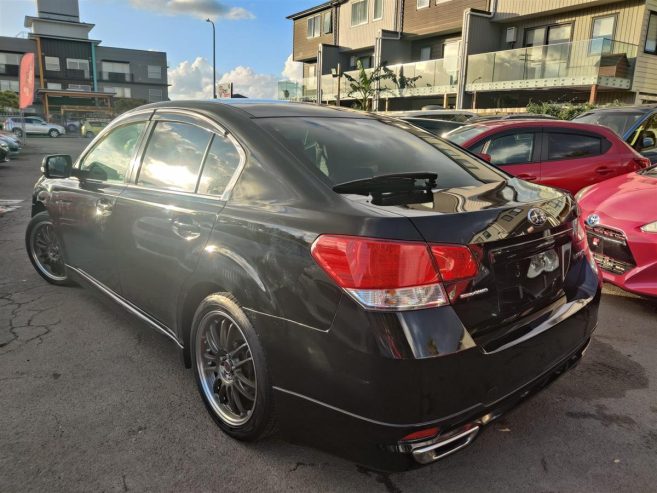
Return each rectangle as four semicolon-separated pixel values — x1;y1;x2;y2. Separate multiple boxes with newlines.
443;124;490;146
257;117;505;189
572;111;645;136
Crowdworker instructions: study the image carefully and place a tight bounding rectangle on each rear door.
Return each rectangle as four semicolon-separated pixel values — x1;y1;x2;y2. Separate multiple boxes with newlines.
540;130;612;193
470;130;542;182
111;111;243;329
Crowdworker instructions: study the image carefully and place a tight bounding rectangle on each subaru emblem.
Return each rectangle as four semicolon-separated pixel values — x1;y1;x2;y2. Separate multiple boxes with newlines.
527;208;547;226
586;214;600;227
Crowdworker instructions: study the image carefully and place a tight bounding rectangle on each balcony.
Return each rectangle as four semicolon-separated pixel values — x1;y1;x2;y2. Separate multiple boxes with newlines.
320;58;459;101
44;68;91;81
466;39;637;93
100;71;134;82
301;76;317;100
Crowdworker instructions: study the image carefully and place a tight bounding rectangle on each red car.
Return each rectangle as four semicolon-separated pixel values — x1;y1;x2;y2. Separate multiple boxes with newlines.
576;167;657;298
445;120;650;194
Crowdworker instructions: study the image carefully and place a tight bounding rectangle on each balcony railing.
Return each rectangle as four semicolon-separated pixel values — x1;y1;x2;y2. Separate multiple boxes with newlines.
301;76;317;100
100;71;134;82
466;38;638;92
44;68;91;80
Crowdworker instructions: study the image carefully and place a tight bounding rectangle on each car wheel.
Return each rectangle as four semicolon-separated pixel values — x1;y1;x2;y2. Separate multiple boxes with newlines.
12;128;23;138
25;212;73;286
48;129;60;138
85;131;95;139
66;124;77;133
191;293;277;441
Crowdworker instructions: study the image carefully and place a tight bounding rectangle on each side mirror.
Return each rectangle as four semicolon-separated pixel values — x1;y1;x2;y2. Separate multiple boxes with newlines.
477;152;492;163
42;154;73;178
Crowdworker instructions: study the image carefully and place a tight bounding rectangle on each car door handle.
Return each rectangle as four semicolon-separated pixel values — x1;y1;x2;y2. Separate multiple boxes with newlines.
595;167;613;175
96;198;113;216
171;217;201;240
516;173;538;181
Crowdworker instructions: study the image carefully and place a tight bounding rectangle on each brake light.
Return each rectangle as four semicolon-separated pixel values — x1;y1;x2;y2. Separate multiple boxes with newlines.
400;427;440;442
633;156;651;169
311;235;478;310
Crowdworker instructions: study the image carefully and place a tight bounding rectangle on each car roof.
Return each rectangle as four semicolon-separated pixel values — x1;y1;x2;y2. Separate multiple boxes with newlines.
385;110;476;116
452;119;619;142
577;105;657;114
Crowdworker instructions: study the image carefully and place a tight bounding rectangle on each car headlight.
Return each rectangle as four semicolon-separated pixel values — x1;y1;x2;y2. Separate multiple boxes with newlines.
575;185;594;202
0;142;9;150
640;221;657;233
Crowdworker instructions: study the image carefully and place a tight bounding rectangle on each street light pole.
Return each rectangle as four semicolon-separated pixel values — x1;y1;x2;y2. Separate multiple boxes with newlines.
206;18;217;98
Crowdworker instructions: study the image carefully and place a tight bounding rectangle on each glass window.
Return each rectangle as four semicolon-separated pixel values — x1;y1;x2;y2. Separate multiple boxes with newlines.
351;0;368;26
44;56;60;71
68;84;91;91
373;0;383;20
485;133;535;165
546;133;601;160
572;111;644;137
147;65;161;79
258;117;505;188
524;27;546;47
0;79;19;92
80;122;146;183
417;0;429;8
420;46;431;61
323;11;332;34
590;15;616;55
104;86;131;98
148;89;163;102
66;58;90;78
646;12;657;54
101;61;129;73
138;121;211;192
307;14;321;38
46;82;62;90
444;124;490;146
197;135;241;196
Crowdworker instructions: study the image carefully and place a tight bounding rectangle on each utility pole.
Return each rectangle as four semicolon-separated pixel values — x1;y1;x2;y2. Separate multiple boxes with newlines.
206;19;217;98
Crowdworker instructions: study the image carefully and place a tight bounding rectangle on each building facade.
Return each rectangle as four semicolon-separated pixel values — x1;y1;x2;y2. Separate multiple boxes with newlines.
286;0;657;110
0;0;168;120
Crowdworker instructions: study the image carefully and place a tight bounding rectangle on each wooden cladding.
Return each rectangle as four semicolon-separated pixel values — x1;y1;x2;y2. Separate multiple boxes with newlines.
403;0;488;36
292;8;335;62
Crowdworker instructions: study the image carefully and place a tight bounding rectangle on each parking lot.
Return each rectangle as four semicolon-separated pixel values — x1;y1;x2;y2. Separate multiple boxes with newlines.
1;137;656;492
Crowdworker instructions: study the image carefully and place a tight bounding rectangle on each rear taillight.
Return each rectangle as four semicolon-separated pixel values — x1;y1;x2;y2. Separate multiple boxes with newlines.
633;156;651;169
311;235;478;310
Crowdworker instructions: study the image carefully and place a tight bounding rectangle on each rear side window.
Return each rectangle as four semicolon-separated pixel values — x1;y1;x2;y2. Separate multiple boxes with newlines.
258;117;505;188
546;133;601;160
138;121;211;192
484;133;535;165
197;134;241;196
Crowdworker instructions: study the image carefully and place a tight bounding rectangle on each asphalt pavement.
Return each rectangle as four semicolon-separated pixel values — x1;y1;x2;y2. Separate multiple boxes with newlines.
1;137;656;492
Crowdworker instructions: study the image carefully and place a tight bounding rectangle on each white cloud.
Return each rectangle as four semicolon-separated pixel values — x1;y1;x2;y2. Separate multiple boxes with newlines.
281;54;303;83
129;0;254;21
168;57;215;100
218;66;277;99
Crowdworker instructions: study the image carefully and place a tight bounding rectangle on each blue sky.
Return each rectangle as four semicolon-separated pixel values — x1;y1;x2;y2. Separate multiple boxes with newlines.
0;0;318;97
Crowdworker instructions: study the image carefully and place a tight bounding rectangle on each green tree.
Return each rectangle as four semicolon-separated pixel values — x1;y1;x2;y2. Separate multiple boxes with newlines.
526;100;624;120
113;97;147;115
343;61;392;111
0;91;19;111
382;65;421;92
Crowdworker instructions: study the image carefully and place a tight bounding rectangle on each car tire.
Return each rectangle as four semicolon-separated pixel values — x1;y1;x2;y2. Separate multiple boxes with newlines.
12;128;23;138
66;124;77;133
190;293;277;441
25;212;73;286
85;131;95;139
48;129;60;138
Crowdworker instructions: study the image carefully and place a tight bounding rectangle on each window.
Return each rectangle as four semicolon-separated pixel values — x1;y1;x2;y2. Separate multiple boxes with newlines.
46;82;62;90
307;14;321;38
546;133;602;160
138;121;211;192
104;86;131;98
373;0;383;20
351;0;368;26
44;56;60;71
147;65;161;79
417;0;429;9
79;122;146;183
484;133;535;165
420;46;431;61
68;84;91;91
590;15;616;55
148;89;163;102
572;111;644;137
350;55;372;69
0;79;19;92
323;11;333;34
101;61;130;81
66;58;90;78
197;135;241;196
0;52;21;74
646;12;657;54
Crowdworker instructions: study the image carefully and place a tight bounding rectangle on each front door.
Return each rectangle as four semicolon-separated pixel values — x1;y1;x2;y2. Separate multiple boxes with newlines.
50;117;149;292
112;114;242;329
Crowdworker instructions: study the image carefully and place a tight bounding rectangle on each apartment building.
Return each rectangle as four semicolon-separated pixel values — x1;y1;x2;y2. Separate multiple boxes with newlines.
286;0;657;110
0;0;168;120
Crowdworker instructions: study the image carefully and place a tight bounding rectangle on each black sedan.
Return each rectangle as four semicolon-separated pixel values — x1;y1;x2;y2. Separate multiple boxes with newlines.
26;101;601;471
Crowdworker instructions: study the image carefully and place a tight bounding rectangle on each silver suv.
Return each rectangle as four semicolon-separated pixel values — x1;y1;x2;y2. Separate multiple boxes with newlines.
5;117;66;138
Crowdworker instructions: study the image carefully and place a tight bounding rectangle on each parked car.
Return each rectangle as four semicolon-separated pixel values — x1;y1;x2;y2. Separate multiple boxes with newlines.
444;120;651;194
4;116;66;138
0;132;22;157
577;166;657;298
399;117;464;136
572;105;657;163
384;109;477;122
26;101;601;471
80;119;109;138
469;113;560;123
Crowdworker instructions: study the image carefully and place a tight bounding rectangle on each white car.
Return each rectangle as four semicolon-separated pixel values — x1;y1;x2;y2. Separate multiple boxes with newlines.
4;117;66;138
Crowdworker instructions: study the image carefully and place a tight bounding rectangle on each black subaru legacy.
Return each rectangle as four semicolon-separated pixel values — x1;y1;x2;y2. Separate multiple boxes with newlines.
27;101;601;471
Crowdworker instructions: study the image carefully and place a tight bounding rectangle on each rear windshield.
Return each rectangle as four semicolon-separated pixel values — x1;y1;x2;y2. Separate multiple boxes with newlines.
257;117;505;189
443;124;490;146
572;111;644;136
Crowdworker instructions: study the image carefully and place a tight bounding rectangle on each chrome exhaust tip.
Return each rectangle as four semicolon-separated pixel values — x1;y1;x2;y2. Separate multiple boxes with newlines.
411;426;480;464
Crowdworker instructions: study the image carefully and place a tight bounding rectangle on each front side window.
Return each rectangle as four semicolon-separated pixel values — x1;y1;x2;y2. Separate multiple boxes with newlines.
546;133;601;160
646;12;657;54
138;121;211;192
80;122;146;183
351;0;368;26
590;15;616;55
483;133;535;165
197;134;241;196
373;0;383;20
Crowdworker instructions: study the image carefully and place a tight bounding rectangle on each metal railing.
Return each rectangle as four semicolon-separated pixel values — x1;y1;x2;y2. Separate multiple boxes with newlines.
99;71;134;82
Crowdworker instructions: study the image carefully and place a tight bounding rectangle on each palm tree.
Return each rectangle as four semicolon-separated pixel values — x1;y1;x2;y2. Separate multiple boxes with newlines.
343;60;392;111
